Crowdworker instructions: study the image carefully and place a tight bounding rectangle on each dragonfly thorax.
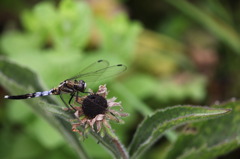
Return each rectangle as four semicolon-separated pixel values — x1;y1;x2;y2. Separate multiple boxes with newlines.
57;80;87;94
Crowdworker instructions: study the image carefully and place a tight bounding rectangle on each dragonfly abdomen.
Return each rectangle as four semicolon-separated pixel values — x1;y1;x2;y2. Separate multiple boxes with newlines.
4;90;53;99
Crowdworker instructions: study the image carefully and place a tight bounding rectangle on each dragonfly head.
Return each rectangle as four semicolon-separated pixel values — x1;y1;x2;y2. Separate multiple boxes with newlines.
74;80;87;92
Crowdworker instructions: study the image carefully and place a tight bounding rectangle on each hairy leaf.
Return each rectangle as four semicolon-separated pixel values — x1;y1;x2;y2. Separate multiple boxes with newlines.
128;105;231;159
166;101;240;159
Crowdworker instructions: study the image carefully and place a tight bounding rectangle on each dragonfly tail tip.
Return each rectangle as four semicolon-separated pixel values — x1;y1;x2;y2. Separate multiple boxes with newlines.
4;95;9;99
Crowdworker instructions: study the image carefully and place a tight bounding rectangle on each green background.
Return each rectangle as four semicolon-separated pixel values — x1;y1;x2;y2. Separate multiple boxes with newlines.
1;0;240;159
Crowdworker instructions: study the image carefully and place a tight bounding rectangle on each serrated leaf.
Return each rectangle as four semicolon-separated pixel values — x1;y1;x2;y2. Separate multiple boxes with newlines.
166;101;240;159
128;105;231;159
54;0;92;51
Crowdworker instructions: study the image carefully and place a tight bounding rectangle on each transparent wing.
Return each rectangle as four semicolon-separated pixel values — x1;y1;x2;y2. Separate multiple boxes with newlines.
67;60;109;81
77;64;127;83
67;60;127;90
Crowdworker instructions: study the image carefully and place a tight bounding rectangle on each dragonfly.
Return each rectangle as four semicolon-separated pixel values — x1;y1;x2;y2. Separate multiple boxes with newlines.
4;60;127;110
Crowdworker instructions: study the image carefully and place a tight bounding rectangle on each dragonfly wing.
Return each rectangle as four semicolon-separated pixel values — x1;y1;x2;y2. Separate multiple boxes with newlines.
76;64;127;84
67;60;109;81
96;64;127;81
67;60;127;90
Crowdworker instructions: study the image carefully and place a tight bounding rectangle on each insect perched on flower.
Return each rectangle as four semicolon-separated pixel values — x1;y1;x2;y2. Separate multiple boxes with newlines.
68;85;128;137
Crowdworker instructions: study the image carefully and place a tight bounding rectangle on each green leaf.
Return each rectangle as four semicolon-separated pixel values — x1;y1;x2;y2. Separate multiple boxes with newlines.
21;0;92;52
96;14;142;60
90;131;129;159
177;140;239;159
166;101;240;159
0;31;43;55
21;2;57;33
54;0;92;51
128;105;231;159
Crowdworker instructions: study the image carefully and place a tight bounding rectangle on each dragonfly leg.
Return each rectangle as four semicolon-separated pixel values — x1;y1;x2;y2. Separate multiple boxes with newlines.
75;91;80;104
68;93;77;111
59;93;76;111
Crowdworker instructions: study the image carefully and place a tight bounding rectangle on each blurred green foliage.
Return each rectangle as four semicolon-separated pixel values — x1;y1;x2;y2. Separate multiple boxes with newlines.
1;0;240;159
0;57;231;159
0;0;141;87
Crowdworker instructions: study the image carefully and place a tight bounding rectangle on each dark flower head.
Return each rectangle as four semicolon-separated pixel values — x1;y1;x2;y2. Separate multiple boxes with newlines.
68;85;128;137
82;94;108;119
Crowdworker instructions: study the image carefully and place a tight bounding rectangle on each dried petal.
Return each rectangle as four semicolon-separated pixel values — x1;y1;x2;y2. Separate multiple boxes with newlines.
97;84;108;97
96;121;102;132
109;109;129;117
95;114;105;121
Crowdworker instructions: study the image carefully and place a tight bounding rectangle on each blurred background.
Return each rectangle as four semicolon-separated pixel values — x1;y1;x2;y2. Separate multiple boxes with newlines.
1;0;240;158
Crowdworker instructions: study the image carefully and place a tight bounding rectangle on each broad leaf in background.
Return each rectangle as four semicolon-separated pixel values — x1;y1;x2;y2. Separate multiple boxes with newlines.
96;13;141;61
165;100;240;159
128;105;231;159
21;0;92;52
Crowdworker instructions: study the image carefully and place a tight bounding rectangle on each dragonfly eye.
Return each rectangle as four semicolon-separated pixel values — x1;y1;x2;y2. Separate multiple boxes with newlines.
79;80;86;91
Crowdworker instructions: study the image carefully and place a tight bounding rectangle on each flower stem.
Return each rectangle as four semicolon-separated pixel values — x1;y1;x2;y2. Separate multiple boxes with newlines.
91;130;129;159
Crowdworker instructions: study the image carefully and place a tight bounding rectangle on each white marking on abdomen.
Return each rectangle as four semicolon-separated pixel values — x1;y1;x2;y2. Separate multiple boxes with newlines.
4;95;9;99
34;91;51;97
34;92;42;97
42;91;51;96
